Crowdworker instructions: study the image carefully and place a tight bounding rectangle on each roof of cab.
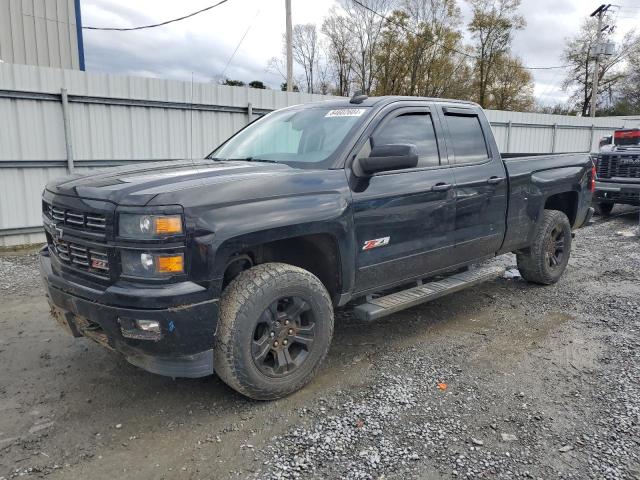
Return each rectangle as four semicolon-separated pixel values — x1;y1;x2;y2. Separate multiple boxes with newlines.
305;95;481;109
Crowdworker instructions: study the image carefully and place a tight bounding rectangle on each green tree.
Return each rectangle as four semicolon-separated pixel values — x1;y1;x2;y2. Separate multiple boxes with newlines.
371;1;473;100
222;79;245;87
486;55;533;111
248;80;267;89
467;0;525;108
280;82;300;92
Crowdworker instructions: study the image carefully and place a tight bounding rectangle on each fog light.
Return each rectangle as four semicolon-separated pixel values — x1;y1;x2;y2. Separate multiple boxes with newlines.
119;317;162;341
136;319;160;333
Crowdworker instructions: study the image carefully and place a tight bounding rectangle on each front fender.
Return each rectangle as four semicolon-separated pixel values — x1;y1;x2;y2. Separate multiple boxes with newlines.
190;192;356;296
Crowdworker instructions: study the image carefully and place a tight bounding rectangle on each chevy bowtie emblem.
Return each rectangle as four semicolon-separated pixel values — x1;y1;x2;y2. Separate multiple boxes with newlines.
362;236;390;251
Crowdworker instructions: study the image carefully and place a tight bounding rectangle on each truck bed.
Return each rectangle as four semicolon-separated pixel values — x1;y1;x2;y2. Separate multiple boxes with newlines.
499;152;594;254
502;152;591;176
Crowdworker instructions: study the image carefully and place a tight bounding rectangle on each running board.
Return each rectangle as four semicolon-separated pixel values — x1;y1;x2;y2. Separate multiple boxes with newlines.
353;266;505;321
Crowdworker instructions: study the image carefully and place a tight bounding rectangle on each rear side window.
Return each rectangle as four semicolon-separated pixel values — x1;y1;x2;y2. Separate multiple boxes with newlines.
445;114;489;164
373;113;440;167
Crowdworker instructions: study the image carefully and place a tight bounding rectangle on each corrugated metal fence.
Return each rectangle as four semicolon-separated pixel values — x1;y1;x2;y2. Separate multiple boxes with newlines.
1;63;637;247
0;0;81;70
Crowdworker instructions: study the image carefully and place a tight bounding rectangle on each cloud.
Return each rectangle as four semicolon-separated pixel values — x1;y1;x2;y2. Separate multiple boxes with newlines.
81;0;640;104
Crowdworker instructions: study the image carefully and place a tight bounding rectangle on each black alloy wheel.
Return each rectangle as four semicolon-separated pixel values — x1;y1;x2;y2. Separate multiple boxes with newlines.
546;225;566;270
251;296;316;377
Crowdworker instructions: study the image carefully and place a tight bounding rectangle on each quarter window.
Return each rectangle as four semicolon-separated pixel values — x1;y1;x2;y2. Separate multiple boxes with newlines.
445;114;490;164
372;113;440;167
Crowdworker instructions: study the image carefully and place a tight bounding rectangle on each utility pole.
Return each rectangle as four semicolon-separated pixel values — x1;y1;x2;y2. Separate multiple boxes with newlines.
589;4;611;118
285;0;293;92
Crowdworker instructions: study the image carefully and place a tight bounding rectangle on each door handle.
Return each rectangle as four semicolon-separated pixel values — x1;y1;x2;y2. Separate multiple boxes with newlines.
487;176;505;185
431;183;452;192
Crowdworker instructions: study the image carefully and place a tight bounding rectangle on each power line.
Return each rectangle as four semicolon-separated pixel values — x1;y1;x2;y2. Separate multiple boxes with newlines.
83;0;230;31
350;0;570;70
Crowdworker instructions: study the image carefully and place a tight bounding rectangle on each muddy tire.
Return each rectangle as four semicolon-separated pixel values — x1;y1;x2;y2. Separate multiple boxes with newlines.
594;202;614;216
517;210;572;285
214;263;334;400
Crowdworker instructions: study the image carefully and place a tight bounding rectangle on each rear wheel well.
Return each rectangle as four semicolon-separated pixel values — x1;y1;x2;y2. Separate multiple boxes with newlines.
544;192;578;227
222;234;342;305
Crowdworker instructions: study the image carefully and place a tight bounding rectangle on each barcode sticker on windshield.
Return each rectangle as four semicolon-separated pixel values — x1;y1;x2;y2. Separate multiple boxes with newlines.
325;108;366;118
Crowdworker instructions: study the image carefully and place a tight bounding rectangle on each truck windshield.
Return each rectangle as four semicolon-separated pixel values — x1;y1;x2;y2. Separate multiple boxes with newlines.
209;106;368;167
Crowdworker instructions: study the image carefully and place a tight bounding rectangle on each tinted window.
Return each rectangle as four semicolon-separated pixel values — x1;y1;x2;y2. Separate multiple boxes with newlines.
445;114;489;164
373;113;440;167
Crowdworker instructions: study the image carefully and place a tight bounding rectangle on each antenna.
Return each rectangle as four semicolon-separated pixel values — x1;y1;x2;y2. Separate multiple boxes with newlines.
350;91;368;104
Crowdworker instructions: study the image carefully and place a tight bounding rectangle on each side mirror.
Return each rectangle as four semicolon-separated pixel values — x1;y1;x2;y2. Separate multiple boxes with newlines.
355;144;419;176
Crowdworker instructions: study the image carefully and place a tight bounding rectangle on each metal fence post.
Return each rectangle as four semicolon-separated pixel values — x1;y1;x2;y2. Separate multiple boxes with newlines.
589;124;595;153
551;123;558;153
506;121;512;153
247;102;253;123
60;88;75;173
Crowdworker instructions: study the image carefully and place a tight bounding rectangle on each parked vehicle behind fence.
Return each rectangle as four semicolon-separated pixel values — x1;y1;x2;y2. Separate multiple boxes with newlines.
40;95;595;399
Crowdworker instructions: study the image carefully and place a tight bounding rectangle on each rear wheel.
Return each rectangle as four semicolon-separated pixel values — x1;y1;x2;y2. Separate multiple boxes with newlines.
517;210;572;285
594;202;614;216
214;263;334;400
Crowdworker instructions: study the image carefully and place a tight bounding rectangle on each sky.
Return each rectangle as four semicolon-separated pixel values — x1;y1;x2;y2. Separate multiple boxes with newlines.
80;0;640;106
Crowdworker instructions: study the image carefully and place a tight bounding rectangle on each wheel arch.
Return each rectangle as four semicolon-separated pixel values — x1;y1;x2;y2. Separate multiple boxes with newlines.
544;191;579;227
214;227;349;306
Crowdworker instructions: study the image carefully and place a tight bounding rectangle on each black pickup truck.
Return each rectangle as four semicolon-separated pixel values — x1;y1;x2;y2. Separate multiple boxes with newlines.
40;96;595;399
594;128;640;215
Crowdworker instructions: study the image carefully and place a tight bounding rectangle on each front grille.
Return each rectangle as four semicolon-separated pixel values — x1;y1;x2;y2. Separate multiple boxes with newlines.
51;237;110;278
45;203;106;231
596;154;640;179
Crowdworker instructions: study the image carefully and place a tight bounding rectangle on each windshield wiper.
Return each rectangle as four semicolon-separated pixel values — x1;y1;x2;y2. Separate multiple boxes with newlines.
227;157;279;163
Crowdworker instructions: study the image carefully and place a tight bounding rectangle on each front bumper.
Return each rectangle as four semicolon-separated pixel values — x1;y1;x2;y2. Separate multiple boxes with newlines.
595;180;640;206
40;248;219;378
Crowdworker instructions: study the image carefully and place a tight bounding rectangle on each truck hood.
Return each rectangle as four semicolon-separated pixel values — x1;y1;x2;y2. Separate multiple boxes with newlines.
45;160;293;205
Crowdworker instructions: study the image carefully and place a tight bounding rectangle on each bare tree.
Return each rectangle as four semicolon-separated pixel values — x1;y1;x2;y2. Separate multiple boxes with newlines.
267;56;304;92
562;19;638;116
322;9;355;96
291;24;320;93
339;0;393;95
613;41;640;114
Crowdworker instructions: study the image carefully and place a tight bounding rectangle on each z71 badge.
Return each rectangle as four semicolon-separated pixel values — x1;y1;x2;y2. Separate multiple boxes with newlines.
362;236;390;251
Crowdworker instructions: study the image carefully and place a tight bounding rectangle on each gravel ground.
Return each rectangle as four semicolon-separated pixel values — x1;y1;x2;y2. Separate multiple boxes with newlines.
0;251;41;296
0;208;638;480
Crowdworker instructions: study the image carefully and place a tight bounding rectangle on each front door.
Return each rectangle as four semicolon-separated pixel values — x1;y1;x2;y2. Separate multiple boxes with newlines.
350;105;456;293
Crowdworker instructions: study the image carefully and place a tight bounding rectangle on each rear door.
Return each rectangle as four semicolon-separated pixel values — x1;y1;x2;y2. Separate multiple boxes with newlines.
350;104;456;293
437;106;508;262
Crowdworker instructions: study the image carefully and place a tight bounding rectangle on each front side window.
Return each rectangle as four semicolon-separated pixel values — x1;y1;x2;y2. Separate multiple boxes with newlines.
372;113;440;167
210;107;368;168
445;114;490;164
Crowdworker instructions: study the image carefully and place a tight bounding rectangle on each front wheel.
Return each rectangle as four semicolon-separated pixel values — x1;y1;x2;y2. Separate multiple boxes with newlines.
517;210;572;285
214;263;334;400
594;202;614;216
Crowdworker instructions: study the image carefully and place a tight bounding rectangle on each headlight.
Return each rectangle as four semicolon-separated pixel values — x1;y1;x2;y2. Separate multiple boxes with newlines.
119;214;183;239
121;251;184;278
